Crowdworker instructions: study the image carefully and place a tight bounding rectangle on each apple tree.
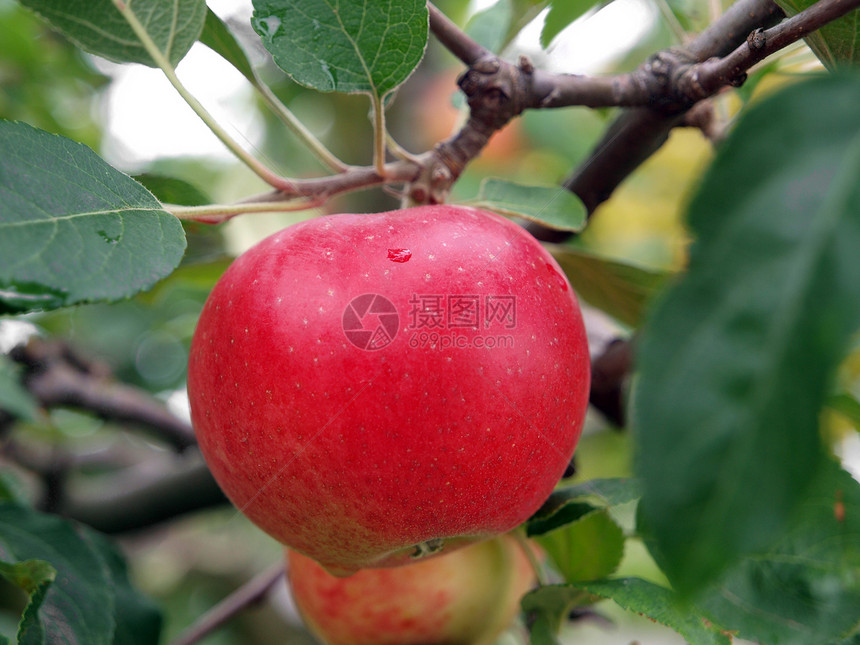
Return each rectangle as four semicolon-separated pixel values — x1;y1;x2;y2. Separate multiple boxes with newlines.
1;0;859;644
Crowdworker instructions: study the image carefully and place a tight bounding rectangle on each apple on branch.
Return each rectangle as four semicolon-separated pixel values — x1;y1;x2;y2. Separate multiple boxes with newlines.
286;534;538;645
187;205;590;574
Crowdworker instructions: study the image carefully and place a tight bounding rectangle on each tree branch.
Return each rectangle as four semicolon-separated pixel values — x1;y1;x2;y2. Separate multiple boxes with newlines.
59;452;226;533
9;339;196;451
169;564;286;645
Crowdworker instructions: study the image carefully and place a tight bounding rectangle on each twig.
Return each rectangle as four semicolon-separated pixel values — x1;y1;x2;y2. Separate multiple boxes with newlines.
9;339;197;452
110;0;295;193
59;452;226;533
169;564;286;645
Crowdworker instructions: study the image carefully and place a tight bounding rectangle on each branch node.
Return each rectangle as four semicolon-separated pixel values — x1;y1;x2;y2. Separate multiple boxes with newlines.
518;55;535;75
747;27;767;50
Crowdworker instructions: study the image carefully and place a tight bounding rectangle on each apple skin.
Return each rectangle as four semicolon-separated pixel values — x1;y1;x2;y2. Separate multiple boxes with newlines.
187;204;589;574
287;534;536;645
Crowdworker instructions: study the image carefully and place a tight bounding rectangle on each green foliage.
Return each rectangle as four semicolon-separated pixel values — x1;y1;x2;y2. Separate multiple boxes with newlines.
694;458;860;644
0;355;37;421
575;578;731;645
251;0;428;98
775;0;860;69
634;73;860;594
0;121;187;314
551;247;669;327
17;0;206;68
0;503;162;645
472;178;587;232
540;0;604;48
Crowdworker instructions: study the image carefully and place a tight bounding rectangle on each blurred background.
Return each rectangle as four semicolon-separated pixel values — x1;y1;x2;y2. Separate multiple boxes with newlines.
0;0;842;642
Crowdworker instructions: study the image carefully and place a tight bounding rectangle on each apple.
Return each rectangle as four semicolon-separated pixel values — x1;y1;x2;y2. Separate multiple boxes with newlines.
187;204;590;574
287;534;537;645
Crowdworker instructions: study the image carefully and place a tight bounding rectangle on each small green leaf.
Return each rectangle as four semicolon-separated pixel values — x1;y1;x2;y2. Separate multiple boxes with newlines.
18;0;206;68
697;459;860;645
528;501;598;537
134;174;211;207
0;503;115;645
473;178;587;232
0;121;186;314
251;0;428;97
522;584;591;639
774;0;860;69
536;509;625;583
540;0;605;48
465;0;513;53
200;8;257;84
0;558;56;595
576;578;732;645
0;354;38;421
550;246;669;327
83;530;163;645
827;391;860;430
634;74;860;594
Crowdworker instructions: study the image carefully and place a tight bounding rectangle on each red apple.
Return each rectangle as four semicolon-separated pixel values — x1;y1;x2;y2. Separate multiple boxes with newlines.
287;534;537;645
187;204;589;574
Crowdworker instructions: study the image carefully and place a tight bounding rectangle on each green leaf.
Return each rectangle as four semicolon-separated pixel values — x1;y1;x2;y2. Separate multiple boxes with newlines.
0;121;186;314
540;0;605;48
251;0;428;97
82;530;163;645
634;73;860;594
473;178;587;232
17;0;206;68
576;578;732;645
696;459;860;645
536;509;625;583
0;558;55;645
522;584;591;639
528;477;640;536
827;391;860;431
465;0;513;54
528;501;598;537
0;503;115;645
550;246;669;327
774;0;860;69
134;173;211;207
200;8;256;84
0;354;38;420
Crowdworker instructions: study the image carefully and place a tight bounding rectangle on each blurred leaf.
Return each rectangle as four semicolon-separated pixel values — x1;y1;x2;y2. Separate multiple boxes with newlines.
200;8;256;83
0;354;37;420
634;74;860;594
251;0;428;97
134;174;212;207
774;0;860;69
0;121;186;314
522;584;590;644
528;501;598;537
576;578;731;645
536;509;625;583
465;0;512;53
827;391;860;430
696;459;860;645
550;246;669;327
17;0;206;68
0;469;31;506
541;0;604;48
473;178;587;231
82;530;162;645
0;558;55;645
0;503;114;644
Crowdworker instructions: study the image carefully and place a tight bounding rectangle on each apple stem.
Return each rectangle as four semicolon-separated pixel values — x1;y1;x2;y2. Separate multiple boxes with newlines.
513;528;549;587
